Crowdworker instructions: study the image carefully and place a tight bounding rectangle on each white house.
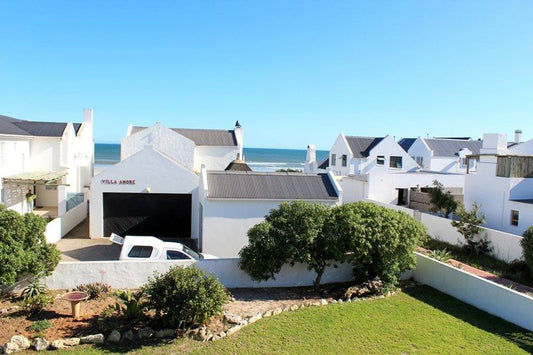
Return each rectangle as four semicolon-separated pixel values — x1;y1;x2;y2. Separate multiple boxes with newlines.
0;109;93;217
326;134;419;176
403;137;483;173
464;133;533;235
89;122;245;248
121;121;243;172
199;170;341;258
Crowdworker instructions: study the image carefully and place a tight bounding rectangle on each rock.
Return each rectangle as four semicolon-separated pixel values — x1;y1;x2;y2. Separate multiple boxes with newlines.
330;299;337;304
107;330;121;343
290;305;299;311
218;331;226;338
155;329;175;338
283;306;291;312
299;304;306;309
338;299;344;304
137;327;154;340
10;335;30;350
224;313;242;325
3;342;19;354
320;299;328;305
7;306;18;312
240;319;248;326
344;277;385;300
122;330;136;342
0;308;8;315
273;308;283;315
80;334;104;344
226;325;242;336
263;310;273;318
32;338;49;351
212;335;221;341
62;338;80;347
247;313;262;324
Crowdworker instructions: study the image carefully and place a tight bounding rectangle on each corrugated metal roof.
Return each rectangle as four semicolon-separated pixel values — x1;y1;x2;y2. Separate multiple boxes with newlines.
131;126;237;146
0;114;77;137
398;138;416;152
423;138;482;157
207;171;338;200
345;136;384;158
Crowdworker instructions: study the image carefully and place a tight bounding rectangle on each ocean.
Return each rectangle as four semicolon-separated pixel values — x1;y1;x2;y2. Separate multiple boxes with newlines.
95;144;328;172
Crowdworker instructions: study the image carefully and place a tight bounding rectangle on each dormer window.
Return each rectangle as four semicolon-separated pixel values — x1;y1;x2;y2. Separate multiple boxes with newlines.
377;156;385;165
390;156;403;169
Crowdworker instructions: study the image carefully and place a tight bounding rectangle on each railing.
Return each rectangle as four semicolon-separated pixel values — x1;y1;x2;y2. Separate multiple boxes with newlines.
66;193;84;211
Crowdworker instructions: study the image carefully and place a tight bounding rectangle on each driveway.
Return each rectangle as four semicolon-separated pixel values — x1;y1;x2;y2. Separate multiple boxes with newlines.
55;219;121;261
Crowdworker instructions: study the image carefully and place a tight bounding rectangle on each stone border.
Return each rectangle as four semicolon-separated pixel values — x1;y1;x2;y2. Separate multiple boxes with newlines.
0;294;391;353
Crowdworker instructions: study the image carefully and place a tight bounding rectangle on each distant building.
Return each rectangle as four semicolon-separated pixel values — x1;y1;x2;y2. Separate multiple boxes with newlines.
0;110;93;217
403;137;483;173
464;132;533;235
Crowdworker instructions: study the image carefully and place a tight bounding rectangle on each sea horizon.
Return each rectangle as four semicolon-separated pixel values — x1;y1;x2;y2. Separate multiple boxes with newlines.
94;143;328;172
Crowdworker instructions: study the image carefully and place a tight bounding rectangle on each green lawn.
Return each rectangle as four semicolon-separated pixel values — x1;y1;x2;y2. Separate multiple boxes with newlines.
61;286;533;354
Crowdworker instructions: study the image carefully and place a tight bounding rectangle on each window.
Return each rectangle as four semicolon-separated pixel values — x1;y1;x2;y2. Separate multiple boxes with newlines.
377;156;385;165
390;156;403;169
341;154;347;167
167;250;192;260
331;154;336;166
128;246;153;258
511;210;519;226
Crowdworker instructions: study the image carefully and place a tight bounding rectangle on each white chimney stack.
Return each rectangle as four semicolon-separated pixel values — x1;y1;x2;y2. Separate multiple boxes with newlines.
82;108;93;125
515;129;522;144
304;145;317;174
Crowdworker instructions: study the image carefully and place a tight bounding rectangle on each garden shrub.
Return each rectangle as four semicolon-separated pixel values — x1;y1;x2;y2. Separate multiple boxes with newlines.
21;278;53;315
428;180;457;218
451;203;491;256
0;205;60;286
521;226;533;277
75;282;111;299
28;319;51;333
239;201;343;286
324;202;427;288
102;290;147;322
143;266;229;329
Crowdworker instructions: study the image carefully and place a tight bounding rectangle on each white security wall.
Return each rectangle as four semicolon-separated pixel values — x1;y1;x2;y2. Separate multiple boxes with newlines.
44;200;88;243
337;176;367;203
419;212;523;262
358;135;418;175
121;123;196;171
90;146;200;238
44;259;354;290
413;253;533;332
363;198;415;216
194;146;239;172
201;199;339;258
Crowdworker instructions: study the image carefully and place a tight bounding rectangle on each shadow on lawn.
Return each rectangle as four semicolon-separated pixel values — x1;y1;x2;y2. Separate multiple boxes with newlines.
403;285;533;353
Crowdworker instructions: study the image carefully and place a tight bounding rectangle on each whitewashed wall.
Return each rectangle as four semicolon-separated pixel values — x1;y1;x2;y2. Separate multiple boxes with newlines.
44;259;354;290
194;146;239;172
328;134;353;176
337;176;366;203
420;212;523;262
363;198;415;216
413;253;533;332
358;135;418;175
45;200;88;243
90;146;200;238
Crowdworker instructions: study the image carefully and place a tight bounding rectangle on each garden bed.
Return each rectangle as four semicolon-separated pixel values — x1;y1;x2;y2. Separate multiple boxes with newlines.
0;284;349;345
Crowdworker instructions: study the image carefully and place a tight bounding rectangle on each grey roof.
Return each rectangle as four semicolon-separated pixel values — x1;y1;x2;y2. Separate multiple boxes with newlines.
423;138;482;157
0;114;79;137
225;159;252;172
318;157;329;169
131;126;237;146
398;138;416;152
207;171;338;200
345;136;384;158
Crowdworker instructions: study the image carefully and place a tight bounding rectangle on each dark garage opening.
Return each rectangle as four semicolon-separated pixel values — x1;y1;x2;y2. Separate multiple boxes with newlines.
103;193;191;240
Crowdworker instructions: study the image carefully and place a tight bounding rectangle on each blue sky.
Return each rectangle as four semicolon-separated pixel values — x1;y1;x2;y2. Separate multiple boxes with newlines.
1;1;532;149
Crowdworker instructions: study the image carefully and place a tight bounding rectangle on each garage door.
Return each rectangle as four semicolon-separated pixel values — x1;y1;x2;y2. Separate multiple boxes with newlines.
103;193;191;240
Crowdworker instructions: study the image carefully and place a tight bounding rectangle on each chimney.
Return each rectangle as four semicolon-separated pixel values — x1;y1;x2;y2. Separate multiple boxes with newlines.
306;145;316;163
82;108;93;125
515;129;522;144
234;121;244;159
480;133;508;155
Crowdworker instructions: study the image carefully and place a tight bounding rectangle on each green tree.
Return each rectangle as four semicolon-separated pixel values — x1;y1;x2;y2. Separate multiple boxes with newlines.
428;180;458;218
326;202;427;287
239;201;340;286
451;203;491;256
0;205;60;286
520;226;533;277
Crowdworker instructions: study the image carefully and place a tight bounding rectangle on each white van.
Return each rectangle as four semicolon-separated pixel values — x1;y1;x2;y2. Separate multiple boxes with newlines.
110;235;218;261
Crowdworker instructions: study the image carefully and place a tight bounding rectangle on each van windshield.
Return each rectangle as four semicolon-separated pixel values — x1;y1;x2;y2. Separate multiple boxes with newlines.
182;245;201;260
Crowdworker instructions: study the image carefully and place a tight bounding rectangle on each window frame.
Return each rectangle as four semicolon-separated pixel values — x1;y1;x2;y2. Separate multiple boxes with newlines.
341;154;347;167
127;245;154;258
510;210;519;226
376;156;385;165
331;154;336;166
389;156;403;169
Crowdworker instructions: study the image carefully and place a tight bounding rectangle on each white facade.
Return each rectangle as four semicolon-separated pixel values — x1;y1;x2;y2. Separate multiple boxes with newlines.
464;133;533;235
89;146;200;238
1;109;93;215
121;122;243;173
328;134;418;176
407;137;478;173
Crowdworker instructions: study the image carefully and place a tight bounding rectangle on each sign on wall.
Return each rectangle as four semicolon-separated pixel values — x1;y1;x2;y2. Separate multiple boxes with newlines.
100;179;136;185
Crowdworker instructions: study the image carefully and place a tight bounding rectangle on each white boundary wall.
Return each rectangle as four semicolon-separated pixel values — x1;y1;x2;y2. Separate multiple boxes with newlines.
413;253;533;331
44;259;354;290
363;198;414;216
45;201;88;244
419;212;523;262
